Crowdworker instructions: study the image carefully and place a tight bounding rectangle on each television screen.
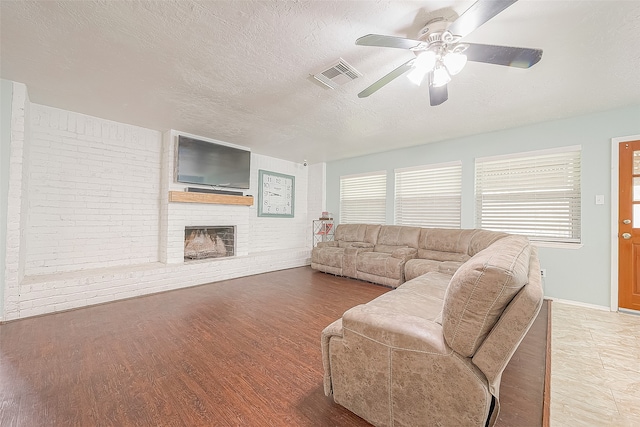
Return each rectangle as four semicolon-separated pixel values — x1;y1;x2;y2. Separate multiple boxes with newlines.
176;136;251;189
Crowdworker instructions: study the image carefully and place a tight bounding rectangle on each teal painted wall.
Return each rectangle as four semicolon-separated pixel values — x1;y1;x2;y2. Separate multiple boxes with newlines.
326;105;640;307
0;79;13;317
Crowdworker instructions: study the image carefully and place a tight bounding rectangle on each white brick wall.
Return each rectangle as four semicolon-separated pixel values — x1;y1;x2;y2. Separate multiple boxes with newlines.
17;248;310;319
25;104;162;274
2;98;315;321
248;154;310;252
3;82;30;321
307;162;326;220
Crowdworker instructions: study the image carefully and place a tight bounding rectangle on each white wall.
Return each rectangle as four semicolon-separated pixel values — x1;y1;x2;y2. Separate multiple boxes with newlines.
3;82;31;320
307;162;327;220
326;105;640;308
0;79;13;317
1;82;313;321
26;104;162;274
248;155;310;252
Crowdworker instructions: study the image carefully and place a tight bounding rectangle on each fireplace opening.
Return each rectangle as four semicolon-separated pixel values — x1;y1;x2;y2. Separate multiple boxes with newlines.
184;226;235;261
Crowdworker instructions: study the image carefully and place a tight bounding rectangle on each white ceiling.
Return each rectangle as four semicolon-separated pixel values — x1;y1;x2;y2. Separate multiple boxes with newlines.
2;1;639;164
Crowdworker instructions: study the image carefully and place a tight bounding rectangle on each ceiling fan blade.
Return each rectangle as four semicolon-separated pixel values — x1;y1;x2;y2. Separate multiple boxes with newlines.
464;43;542;68
358;59;415;98
448;0;518;38
356;34;424;50
429;83;448;106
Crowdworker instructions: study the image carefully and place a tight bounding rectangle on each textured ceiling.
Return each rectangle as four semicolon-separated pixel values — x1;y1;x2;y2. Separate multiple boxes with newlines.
2;1;639;164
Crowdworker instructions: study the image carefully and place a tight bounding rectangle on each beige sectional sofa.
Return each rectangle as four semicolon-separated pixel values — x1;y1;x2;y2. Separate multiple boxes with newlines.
311;224;508;287
354;225;421;287
314;224;544;426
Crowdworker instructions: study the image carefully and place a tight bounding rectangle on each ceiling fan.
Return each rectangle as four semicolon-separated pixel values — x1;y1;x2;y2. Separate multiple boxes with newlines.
355;0;543;106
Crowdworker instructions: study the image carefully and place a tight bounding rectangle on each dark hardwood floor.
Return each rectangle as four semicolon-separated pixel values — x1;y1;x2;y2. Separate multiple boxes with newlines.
0;267;548;426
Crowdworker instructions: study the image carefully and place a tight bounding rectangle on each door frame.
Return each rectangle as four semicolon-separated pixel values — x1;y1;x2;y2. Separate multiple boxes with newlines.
610;134;640;311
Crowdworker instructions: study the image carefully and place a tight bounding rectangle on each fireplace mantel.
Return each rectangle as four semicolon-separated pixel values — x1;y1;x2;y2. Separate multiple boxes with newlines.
169;191;254;206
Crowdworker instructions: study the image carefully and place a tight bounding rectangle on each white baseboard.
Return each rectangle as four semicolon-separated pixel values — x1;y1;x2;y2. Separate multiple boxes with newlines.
546;297;611;312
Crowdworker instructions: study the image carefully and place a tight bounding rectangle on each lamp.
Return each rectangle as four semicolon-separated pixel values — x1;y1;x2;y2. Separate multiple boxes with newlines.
443;51;467;75
432;64;451;87
406;68;426;86
407;50;436;86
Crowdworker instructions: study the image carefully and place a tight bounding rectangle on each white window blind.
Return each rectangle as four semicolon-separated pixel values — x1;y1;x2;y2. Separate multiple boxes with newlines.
475;146;581;243
395;161;462;228
340;171;386;224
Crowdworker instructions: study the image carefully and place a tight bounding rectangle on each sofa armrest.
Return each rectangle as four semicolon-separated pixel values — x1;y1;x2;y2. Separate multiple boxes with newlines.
344;246;373;255
349;242;374;249
321;318;343;395
341;304;449;354
438;261;463;275
391;247;418;261
316;241;338;248
342;246;373;277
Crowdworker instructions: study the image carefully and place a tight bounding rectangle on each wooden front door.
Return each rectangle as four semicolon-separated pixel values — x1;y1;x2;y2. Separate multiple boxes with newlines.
619;140;640;311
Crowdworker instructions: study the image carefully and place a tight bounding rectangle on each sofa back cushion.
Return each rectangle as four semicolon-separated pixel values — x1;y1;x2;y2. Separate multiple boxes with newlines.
374;225;421;253
335;224;381;247
441;235;531;357
467;229;509;256
417;228;476;262
472;246;543;388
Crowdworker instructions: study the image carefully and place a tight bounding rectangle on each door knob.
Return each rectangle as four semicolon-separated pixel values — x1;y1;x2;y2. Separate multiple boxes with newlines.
623;219;631;225
622;233;632;239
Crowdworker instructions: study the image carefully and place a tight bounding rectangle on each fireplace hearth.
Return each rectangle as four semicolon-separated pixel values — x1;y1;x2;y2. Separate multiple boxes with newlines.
184;226;235;261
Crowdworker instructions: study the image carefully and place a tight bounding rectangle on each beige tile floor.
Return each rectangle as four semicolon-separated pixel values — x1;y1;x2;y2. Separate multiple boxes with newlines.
551;302;640;426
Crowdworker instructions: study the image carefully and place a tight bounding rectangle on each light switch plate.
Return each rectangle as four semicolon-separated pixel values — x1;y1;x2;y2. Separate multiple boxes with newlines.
595;195;605;205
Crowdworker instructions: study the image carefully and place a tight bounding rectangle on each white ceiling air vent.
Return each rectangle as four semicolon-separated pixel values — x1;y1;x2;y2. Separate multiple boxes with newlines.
313;58;362;89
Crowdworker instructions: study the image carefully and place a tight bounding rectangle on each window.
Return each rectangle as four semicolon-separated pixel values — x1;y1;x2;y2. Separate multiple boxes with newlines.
475;146;581;244
395;161;462;228
340;171;386;224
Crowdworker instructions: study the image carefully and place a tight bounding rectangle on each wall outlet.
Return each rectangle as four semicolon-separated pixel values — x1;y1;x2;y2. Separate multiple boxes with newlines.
540;268;547;278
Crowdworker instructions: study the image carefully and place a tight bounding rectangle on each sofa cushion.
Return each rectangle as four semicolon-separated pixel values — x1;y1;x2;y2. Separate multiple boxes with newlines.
404;259;441;281
364;273;449;322
311;246;345;268
357;252;404;279
417;228;476;261
375;225;420;250
442;235;531;357
467;229;509;256
416;249;470;263
398;271;451;301
335;224;381;245
338;241;374;249
374;244;405;254
438;261;463;275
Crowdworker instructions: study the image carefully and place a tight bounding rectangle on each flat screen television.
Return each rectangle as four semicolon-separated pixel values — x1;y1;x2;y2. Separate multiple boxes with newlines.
176;136;251;189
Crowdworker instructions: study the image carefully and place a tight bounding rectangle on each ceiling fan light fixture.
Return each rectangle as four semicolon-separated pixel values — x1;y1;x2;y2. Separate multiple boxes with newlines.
443;51;468;75
406;50;436;86
407;67;426;86
354;0;543;103
432;65;451;87
414;50;437;71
